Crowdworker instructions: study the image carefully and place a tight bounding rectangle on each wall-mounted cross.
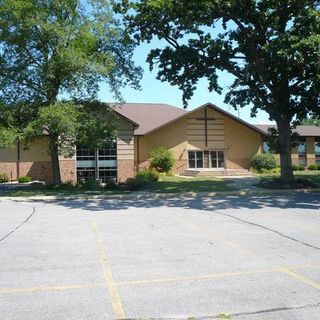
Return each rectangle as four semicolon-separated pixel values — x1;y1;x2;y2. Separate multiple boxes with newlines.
196;107;216;147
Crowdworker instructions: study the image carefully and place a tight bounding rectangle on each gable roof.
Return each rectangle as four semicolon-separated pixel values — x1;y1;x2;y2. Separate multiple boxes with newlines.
113;103;187;135
255;124;320;137
116;102;266;136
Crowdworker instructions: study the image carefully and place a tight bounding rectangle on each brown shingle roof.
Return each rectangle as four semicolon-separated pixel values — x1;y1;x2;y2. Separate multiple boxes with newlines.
255;124;320;136
113;103;187;135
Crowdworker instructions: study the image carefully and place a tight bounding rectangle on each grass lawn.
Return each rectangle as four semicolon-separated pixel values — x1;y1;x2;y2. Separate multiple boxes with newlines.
0;176;235;197
257;171;320;189
0;185;127;198
141;176;236;193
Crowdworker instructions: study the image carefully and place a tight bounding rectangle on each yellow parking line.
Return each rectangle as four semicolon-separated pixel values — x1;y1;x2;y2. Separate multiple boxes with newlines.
180;215;320;291
92;221;125;319
115;268;280;286
0;283;105;294
280;268;320;290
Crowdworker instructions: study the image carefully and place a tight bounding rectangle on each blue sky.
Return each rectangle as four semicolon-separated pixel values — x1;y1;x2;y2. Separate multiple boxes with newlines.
98;40;274;125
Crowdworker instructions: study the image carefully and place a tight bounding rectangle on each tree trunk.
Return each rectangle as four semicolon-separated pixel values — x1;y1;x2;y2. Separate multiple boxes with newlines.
276;119;295;185
50;136;62;185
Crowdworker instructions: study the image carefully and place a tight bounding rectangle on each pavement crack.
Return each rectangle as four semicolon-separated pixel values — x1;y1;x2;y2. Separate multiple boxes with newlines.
231;301;320;318
211;210;320;251
0;207;36;243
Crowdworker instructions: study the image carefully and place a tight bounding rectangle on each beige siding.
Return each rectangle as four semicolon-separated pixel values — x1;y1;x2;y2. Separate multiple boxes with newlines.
187;108;225;150
117;117;135;161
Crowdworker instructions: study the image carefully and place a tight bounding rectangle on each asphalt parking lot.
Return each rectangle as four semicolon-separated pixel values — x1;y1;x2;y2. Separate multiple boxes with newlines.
0;192;320;320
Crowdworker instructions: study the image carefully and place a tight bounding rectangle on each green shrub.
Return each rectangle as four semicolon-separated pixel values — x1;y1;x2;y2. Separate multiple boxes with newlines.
104;179;117;190
54;180;74;190
126;177;148;191
82;178;100;190
18;176;31;183
292;164;299;171
298;165;305;171
149;146;175;173
317;164;320;170
308;164;317;171
0;173;9;183
250;154;277;172
136;169;159;182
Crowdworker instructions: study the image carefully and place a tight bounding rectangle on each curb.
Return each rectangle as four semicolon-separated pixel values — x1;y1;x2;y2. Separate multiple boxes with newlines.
1;188;320;202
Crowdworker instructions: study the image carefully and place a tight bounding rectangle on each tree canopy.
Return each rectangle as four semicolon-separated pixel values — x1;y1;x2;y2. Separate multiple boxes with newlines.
0;0;142;184
117;0;320;184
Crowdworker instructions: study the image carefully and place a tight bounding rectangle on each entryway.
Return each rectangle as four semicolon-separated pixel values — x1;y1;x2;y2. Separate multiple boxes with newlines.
188;150;225;169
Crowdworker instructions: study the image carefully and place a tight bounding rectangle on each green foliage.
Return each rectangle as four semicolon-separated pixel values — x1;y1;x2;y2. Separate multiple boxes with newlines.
136;169;160;182
298;165;306;171
308;164;317;170
0;0;141;106
0;126;18;149
126;169;160;191
77;178;102;190
292;164;299;171
18;176;31;183
53;180;75;190
23;102;81;157
149;146;175;173
0;0;142;184
251;154;277;173
317;164;320;170
125;177;147;191
119;0;320;184
303;118;320;127
0;173;9;183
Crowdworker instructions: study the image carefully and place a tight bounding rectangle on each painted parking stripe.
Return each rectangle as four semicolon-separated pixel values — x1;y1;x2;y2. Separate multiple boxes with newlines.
92;221;126;319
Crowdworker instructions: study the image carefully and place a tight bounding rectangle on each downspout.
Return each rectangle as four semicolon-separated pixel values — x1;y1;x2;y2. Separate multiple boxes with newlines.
16;138;20;180
137;136;140;173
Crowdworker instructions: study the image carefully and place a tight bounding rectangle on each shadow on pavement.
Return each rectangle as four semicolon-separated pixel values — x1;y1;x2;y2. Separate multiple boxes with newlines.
23;192;320;213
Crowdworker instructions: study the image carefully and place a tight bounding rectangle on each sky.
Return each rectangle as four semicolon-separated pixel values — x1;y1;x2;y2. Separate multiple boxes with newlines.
98;39;275;125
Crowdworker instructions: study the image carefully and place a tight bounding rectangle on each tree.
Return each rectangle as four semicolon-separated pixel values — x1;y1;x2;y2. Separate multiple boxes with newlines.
117;0;320;184
0;0;142;184
23;101;118;184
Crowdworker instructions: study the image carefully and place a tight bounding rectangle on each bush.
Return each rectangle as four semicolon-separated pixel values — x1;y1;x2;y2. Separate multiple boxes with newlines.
82;178;101;190
126;177;148;191
308;164;317;171
18;176;31;183
54;180;74;190
298;165;305;171
292;164;299;171
136;169;159;182
0;173;9;183
317;164;320;170
149;146;175;173
250;154;277;173
104;179;117;190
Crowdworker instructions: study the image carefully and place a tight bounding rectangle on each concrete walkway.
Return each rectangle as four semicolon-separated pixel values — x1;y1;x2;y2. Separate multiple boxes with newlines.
222;175;261;191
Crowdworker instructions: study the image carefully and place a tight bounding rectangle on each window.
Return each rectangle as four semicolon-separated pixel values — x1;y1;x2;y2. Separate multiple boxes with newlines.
297;137;307;166
76;140;117;183
297;137;306;154
210;151;224;168
315;138;320;164
188;150;224;169
188;151;203;169
263;140;271;153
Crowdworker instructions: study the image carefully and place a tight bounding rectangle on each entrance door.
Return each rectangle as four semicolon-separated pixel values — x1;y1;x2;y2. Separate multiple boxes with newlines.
210;151;225;168
188;151;204;168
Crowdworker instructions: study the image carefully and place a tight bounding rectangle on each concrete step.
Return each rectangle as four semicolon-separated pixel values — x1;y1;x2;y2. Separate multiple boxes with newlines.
182;169;251;177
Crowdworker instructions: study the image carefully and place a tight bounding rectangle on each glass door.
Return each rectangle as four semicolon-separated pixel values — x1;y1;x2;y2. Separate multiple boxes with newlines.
210;151;225;168
188;151;204;168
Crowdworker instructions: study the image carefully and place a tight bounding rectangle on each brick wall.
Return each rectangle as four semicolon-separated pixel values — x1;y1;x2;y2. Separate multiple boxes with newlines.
59;160;76;183
117;159;134;182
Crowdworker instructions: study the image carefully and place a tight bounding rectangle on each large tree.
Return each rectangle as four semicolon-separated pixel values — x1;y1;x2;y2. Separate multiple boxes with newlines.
0;0;142;184
117;0;320;184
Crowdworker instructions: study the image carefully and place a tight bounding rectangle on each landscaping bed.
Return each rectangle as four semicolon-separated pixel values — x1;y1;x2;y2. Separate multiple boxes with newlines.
256;172;320;189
